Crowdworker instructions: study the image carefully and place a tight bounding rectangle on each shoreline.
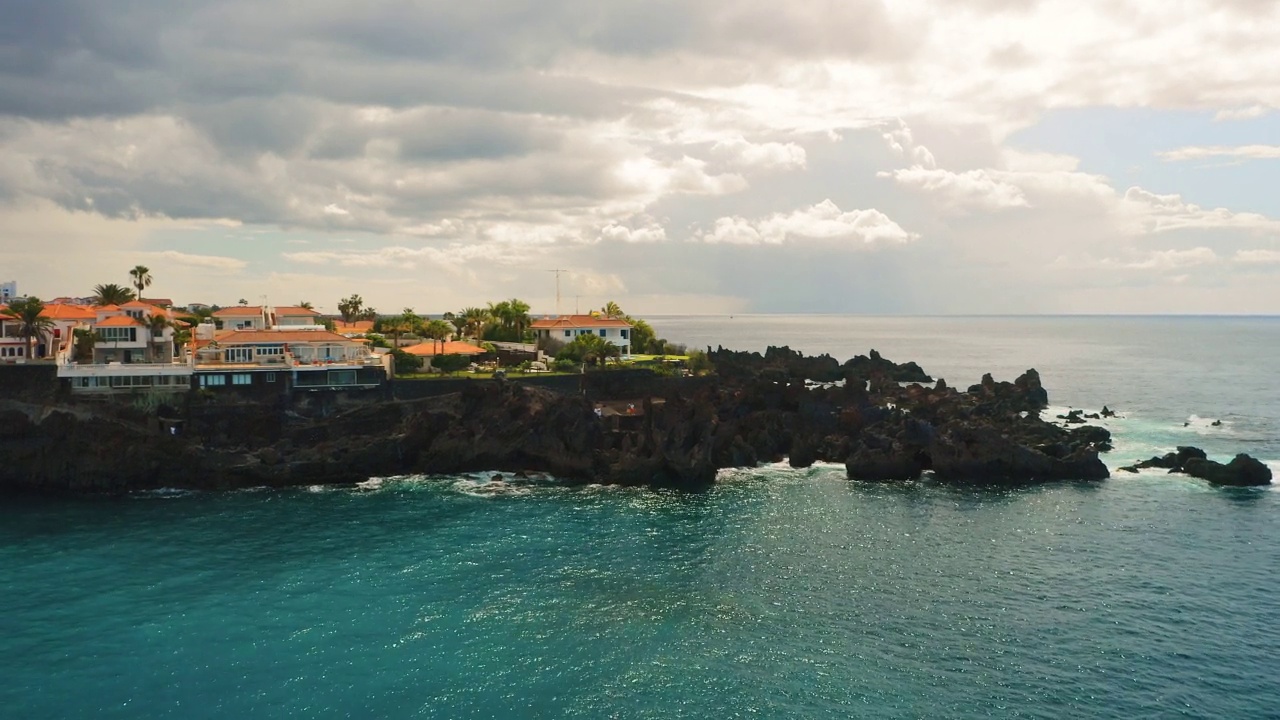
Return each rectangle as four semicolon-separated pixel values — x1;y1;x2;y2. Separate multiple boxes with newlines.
0;346;1269;496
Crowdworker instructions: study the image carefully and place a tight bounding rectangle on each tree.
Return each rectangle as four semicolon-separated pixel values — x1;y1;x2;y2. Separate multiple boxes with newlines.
298;301;314;310
686;349;714;375
129;265;153;298
72;328;99;362
92;283;135;306
481;298;532;342
238;298;248;306
601;301;624;319
383;312;412;349
1;297;56;360
506;298;531;340
422;319;453;353
390;348;422;375
146;313;171;361
460;306;489;339
557;333;619;368
338;294;364;324
432;353;471;375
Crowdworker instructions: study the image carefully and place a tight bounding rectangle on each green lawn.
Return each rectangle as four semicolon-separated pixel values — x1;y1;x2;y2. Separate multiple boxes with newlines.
627;354;689;362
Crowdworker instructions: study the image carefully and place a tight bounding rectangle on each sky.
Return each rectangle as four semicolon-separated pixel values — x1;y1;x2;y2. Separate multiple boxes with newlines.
2;0;1279;315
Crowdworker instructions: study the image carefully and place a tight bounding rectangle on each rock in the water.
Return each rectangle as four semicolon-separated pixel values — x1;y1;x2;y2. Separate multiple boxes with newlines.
1184;454;1272;487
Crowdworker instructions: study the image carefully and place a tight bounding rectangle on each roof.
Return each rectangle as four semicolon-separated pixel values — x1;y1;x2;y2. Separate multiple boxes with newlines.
403;340;488;356
530;314;632;329
119;300;169;315
334;320;375;332
141;297;173;307
41;304;98;321
96;315;143;328
95;304;122;312
213;329;361;344
214;306;265;317
273;306;321;316
0;303;98;322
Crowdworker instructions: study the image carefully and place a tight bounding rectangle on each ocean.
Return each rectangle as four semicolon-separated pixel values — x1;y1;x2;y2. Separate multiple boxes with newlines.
3;316;1278;718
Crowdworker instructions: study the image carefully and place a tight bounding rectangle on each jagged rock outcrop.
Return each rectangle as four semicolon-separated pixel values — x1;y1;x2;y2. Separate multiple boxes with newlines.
1118;445;1270;486
2;346;1124;495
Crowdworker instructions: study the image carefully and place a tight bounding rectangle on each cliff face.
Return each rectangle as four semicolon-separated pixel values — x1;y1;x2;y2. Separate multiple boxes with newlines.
0;348;1128;495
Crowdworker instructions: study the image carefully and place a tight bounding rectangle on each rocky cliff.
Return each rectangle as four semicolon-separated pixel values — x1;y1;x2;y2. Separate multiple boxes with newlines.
3;347;1260;495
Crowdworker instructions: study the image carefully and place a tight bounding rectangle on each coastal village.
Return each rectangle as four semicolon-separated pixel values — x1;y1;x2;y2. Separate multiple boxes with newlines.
0;266;708;399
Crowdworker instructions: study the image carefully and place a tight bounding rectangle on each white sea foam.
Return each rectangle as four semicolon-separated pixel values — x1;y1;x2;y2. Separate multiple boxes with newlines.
135;487;197;499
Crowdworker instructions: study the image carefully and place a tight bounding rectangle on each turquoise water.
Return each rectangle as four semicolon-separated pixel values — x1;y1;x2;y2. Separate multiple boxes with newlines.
3;317;1278;718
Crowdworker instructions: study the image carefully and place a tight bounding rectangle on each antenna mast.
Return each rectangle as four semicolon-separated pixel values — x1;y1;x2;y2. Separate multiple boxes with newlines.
547;269;565;316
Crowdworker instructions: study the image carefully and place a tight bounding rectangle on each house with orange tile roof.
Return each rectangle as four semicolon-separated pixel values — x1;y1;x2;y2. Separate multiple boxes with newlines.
192;327;391;393
1;302;97;361
531;314;634;354
56;302;192;392
212;305;323;330
91;301;177;365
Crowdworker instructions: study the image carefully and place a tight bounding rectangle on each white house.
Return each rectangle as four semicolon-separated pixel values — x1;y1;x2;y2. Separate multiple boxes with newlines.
57;302;190;392
213;306;268;330
531;314;634;354
213;305;322;330
0;281;16;303
0;301;97;362
193;327;391;391
92;301;177;364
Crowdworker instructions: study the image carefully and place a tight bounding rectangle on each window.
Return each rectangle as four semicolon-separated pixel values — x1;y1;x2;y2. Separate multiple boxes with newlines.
621;329;628;339
225;347;253;363
232;374;252;385
100;328;137;342
254;345;284;358
564;330;571;337
266;373;276;383
328;370;357;386
199;374;226;387
1;347;22;357
598;329;606;337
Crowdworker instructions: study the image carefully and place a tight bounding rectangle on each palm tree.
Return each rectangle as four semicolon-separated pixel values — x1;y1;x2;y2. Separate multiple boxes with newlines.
460;307;489;339
129;265;153;298
72;328;99;362
338;294;364;323
92;283;135;306
146;313;171;361
298;301;314;310
2;297;56;360
602;301;624;319
422;319;453;353
507;298;531;341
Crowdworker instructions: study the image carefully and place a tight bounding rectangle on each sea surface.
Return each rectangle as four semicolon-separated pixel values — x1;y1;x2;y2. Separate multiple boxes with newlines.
3;316;1278;719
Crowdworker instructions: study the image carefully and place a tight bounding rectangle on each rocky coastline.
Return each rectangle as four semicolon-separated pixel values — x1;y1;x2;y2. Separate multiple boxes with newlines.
0;347;1269;495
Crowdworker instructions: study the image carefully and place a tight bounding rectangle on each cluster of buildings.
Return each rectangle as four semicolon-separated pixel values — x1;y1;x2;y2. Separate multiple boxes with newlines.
0;282;638;397
0;298;390;396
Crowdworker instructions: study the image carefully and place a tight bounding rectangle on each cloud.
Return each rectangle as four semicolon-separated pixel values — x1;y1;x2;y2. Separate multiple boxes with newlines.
880;166;1029;210
599;222;668;243
3;1;1280;314
1234;249;1280;264
1121;187;1280;234
1107;247;1219;271
1157;145;1280;162
697;199;916;245
1213;106;1271;121
711;137;807;170
152;250;249;272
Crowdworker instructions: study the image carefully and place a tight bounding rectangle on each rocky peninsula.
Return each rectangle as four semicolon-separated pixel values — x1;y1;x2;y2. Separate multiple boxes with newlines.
0;347;1269;495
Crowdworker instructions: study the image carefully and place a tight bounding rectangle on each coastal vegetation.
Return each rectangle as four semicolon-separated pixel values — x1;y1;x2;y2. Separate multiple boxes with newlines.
129;265;153;298
1;297;55;359
92;283;135;306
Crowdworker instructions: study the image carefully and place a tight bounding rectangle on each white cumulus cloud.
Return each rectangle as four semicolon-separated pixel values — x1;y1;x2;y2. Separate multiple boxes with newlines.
1157;145;1280;162
698;199;916;245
